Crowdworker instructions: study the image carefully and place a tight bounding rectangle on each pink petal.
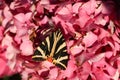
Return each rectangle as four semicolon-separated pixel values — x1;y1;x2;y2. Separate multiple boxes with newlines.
14;26;28;44
38;68;49;77
21;68;35;80
1;34;19;69
29;75;41;80
70;44;84;56
39;16;49;25
40;0;50;5
112;70;119;80
105;51;113;58
0;51;14;77
66;40;74;52
1;35;17;60
20;36;33;56
16;27;28;37
9;25;17;33
77;10;90;28
25;12;32;21
114;42;120;52
93;69;110;80
3;6;13;20
14;18;24;29
0;26;4;41
14;13;25;23
41;61;55;69
37;2;44;14
95;1;102;15
14;35;22;44
117;58;120;74
72;2;82;14
83;32;97;47
57;4;72;15
81;0;96;15
52;16;61;25
94;15;108;26
89;53;105;63
92;58;117;80
0;58;7;77
49;68;58;79
56;4;72;21
78;62;91;80
98;28;110;40
0;61;14;77
63;58;77;78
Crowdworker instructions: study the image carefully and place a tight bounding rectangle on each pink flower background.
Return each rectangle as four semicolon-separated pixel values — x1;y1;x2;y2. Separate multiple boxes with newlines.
0;0;120;80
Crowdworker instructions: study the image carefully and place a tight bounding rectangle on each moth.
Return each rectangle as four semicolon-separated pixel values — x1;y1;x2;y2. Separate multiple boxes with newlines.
32;29;69;70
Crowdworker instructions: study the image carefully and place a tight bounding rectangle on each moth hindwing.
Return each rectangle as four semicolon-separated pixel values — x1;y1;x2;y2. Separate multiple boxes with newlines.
32;29;69;70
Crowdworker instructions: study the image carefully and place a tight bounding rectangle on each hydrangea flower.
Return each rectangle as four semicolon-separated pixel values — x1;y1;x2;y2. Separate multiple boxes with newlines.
0;0;120;80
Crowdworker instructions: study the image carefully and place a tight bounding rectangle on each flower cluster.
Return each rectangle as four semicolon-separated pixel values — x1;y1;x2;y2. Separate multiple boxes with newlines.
0;0;120;80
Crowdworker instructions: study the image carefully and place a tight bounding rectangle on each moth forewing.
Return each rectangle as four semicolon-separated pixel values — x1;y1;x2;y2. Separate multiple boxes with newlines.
32;47;47;61
49;32;58;57
56;42;66;54
53;56;69;70
52;29;69;69
32;29;69;70
45;37;50;51
37;47;46;57
32;55;47;61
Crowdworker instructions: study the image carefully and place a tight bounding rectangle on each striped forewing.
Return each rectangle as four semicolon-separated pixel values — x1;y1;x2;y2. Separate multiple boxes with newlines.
32;29;69;70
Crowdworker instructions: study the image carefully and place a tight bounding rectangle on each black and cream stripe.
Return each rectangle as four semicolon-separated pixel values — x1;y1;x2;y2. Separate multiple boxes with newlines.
32;29;69;70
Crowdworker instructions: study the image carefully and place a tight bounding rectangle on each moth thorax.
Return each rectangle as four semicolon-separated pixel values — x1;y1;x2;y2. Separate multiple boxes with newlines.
47;56;53;63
